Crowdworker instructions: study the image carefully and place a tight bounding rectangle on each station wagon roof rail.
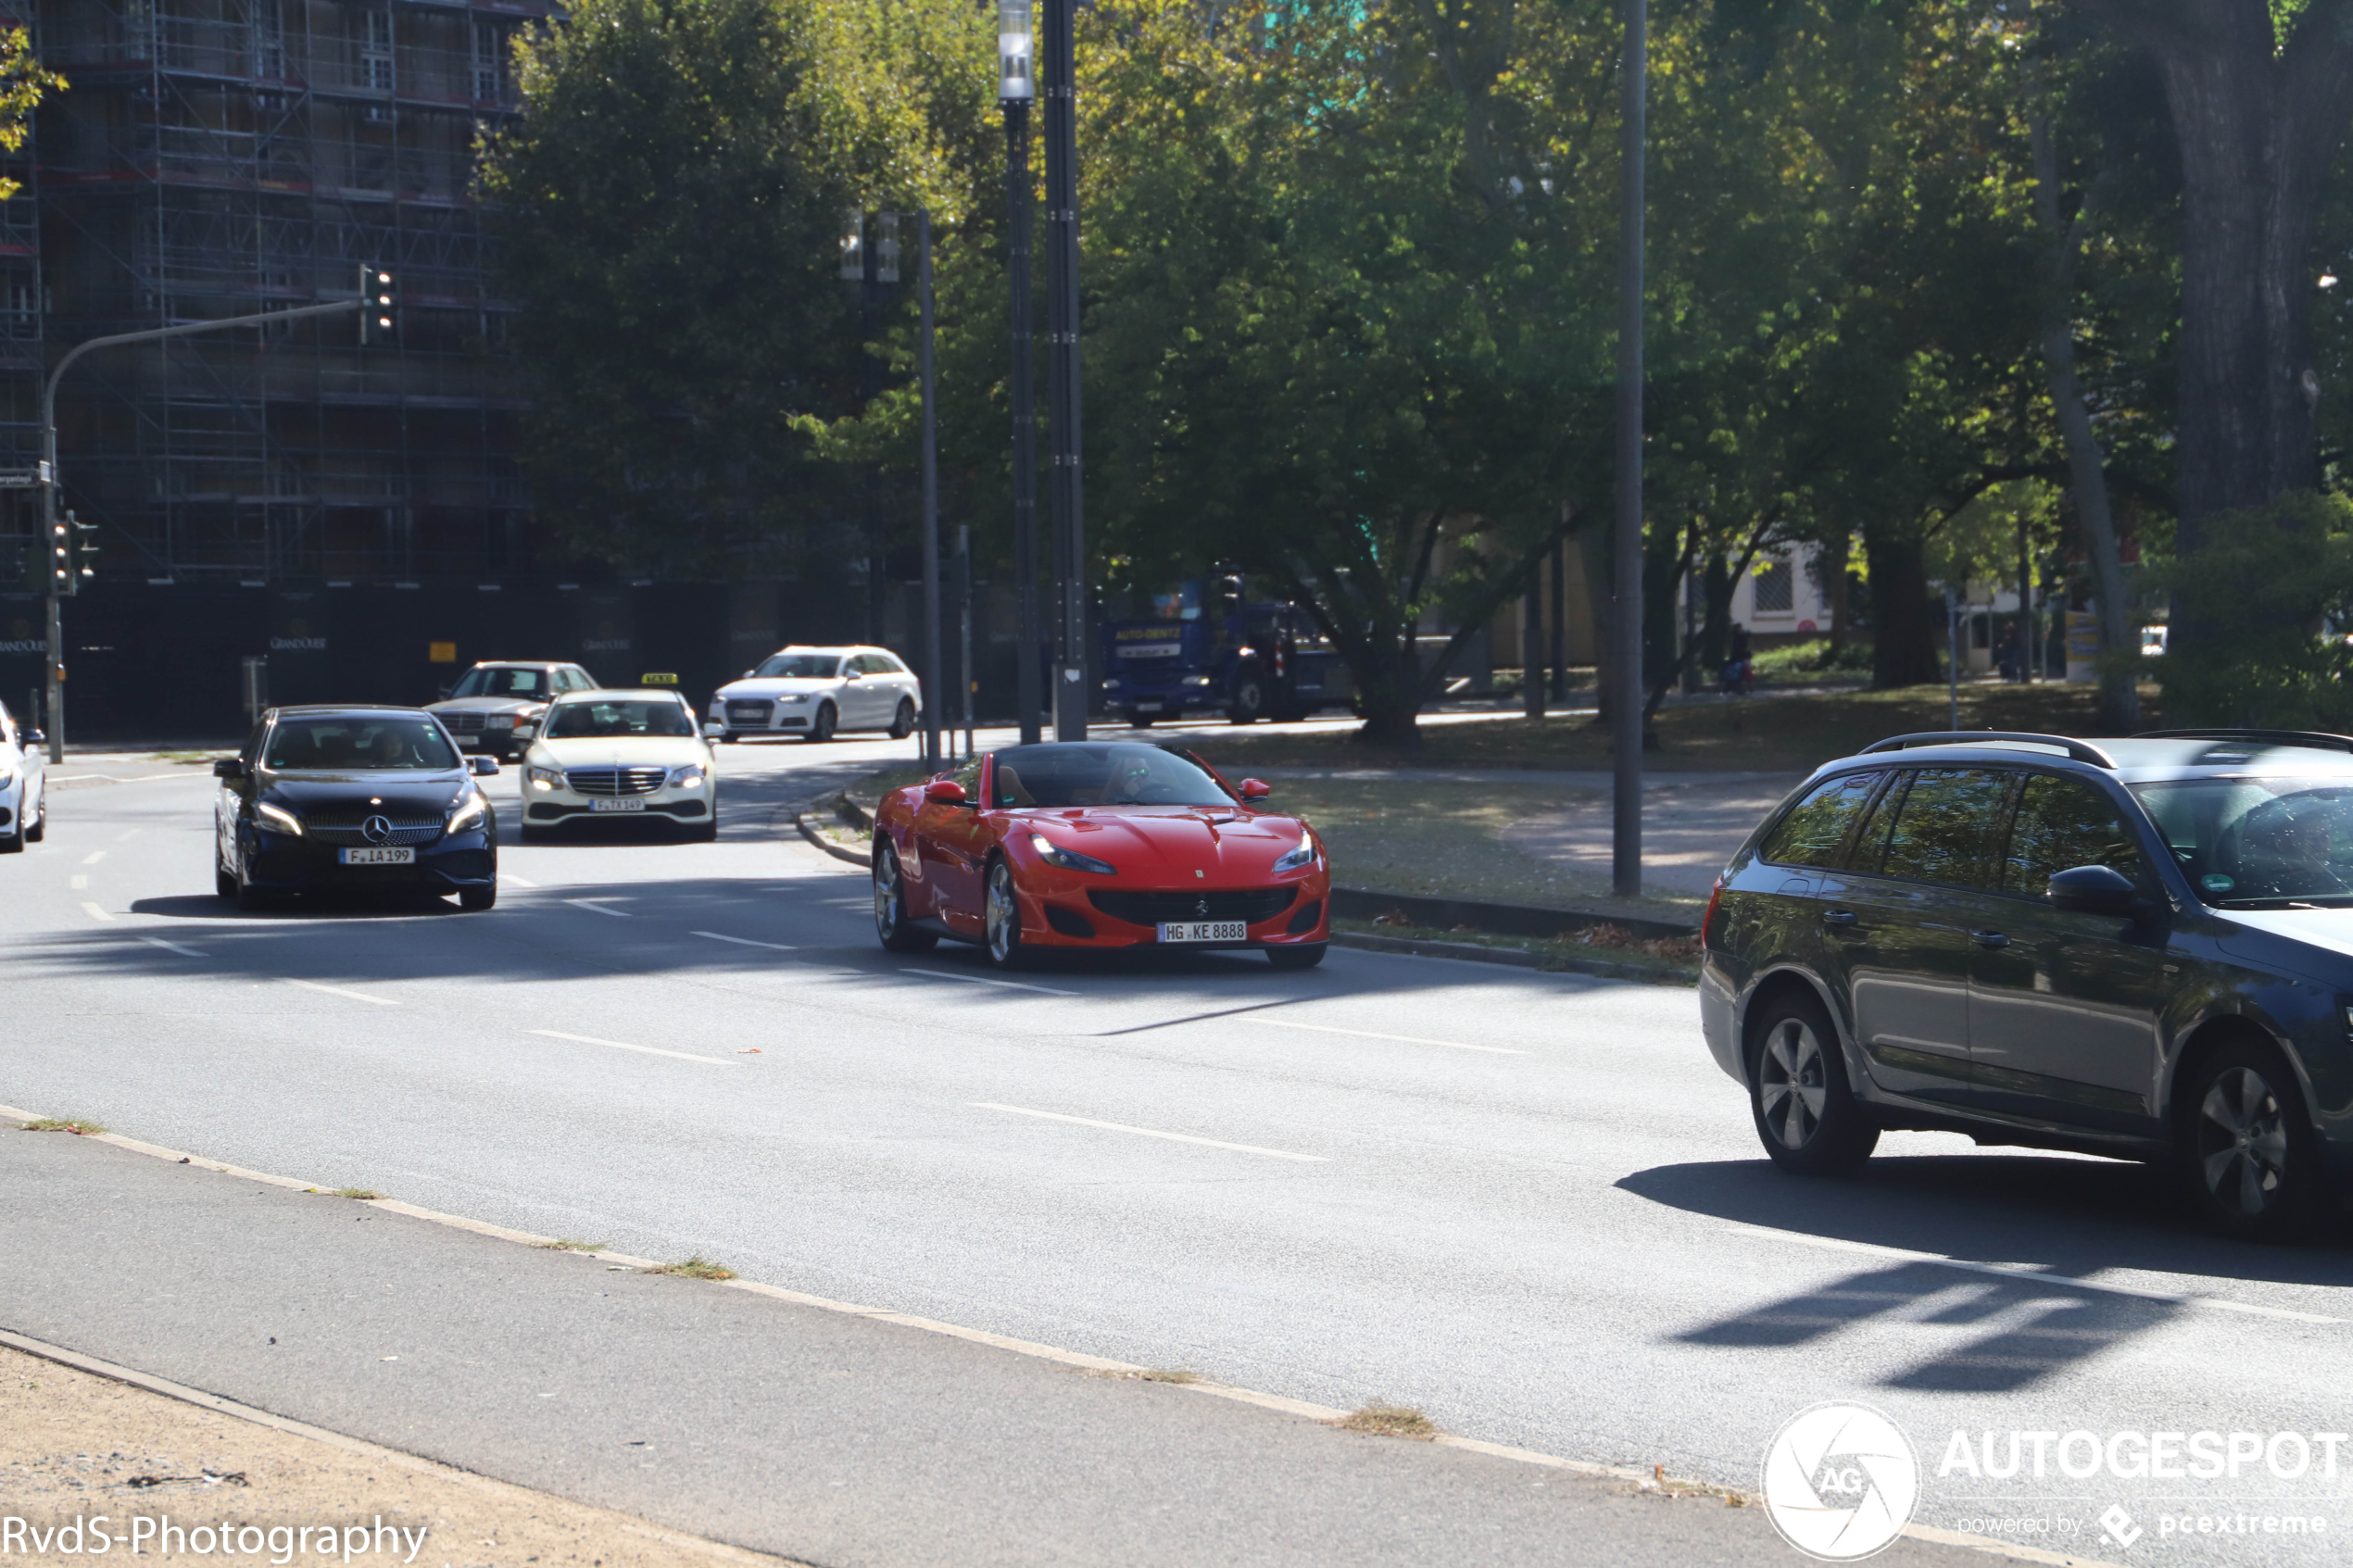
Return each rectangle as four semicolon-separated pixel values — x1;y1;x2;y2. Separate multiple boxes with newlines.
1856;732;2119;769
2132;727;2353;753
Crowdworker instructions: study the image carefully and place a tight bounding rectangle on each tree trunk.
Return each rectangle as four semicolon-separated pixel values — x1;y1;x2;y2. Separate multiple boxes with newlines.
2072;1;2353;671
1350;634;1426;749
1817;531;1852;666
1863;525;1943;688
2029;111;2139;730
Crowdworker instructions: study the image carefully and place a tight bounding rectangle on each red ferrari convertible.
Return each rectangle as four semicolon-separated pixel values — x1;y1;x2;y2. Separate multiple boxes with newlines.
870;742;1330;970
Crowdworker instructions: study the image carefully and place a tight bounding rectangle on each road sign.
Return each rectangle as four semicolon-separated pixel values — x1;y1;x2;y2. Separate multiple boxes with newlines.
0;470;43;488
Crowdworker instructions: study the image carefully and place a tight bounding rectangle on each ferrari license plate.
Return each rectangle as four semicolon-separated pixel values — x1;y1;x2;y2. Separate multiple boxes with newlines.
1158;920;1247;943
590;797;647;813
338;847;413;866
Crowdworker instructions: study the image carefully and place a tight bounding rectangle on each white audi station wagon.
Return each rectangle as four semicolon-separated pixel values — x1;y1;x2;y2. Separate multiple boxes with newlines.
709;646;923;744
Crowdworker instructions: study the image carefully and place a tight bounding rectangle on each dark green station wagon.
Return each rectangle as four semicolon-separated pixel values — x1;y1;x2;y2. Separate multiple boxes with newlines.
1700;728;2353;1238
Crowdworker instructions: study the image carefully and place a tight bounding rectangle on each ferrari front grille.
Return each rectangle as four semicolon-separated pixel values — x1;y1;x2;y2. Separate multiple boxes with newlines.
1087;887;1296;927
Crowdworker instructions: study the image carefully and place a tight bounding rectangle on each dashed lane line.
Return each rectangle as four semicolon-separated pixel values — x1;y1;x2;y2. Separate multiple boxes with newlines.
563;897;632;918
692;931;796;951
283;978;397;1007
528;1028;740;1068
973;1101;1328;1162
81;850;107;866
904;968;1077;997
501;872;541;888
80;901;112;922
1246;1016;1525;1056
136;936;206;959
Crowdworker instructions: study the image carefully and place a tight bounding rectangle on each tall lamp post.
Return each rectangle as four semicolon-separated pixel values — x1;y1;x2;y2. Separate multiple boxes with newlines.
1000;0;1042;745
1040;0;1087;740
1610;0;1647;900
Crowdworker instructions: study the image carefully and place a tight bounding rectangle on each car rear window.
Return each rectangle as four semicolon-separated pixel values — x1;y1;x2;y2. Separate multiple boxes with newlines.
1758;772;1881;867
1867;769;2012;888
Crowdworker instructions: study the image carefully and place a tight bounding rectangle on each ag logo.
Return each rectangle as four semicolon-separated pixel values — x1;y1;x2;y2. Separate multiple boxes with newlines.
1760;1402;1919;1561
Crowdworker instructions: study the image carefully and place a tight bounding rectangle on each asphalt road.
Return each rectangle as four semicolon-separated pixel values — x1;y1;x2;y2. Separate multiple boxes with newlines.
8;734;2353;1567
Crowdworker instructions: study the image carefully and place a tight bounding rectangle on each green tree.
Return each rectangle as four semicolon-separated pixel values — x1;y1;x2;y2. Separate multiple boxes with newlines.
0;28;62;202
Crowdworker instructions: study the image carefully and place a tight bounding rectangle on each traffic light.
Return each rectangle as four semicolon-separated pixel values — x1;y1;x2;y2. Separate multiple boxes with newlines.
10;541;36;595
358;264;396;346
47;517;69;596
67;511;97;588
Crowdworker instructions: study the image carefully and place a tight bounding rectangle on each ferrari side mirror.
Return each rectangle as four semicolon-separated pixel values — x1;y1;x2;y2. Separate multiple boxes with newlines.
1239;778;1272;800
925;780;967;806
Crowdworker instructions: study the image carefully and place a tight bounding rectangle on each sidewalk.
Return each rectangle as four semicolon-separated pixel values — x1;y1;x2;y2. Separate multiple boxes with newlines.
0;1120;2002;1568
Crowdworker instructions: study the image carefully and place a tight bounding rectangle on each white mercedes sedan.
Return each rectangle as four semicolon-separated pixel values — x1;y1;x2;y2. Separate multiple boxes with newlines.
1;698;45;853
518;690;718;844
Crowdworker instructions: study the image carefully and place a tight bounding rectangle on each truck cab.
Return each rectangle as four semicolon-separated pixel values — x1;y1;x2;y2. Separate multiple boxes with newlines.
1099;575;1353;726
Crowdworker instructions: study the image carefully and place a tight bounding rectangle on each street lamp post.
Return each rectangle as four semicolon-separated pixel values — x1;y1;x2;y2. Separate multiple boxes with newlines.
1040;0;1087;741
918;209;942;773
1000;0;1042;745
1610;0;1647;898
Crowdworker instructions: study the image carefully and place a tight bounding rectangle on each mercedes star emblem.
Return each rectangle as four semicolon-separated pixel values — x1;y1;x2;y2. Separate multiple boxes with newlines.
360;814;396;845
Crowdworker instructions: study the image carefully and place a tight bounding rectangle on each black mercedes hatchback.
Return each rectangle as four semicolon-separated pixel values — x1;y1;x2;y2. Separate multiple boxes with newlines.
1702;728;2353;1238
213;705;499;912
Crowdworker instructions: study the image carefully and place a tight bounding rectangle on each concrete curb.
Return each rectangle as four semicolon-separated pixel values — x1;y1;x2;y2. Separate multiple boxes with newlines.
792;811;871;868
1328;929;1695;986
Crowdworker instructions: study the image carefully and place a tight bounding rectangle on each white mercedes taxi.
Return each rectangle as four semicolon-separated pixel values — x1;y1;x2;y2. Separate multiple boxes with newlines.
519;689;718;843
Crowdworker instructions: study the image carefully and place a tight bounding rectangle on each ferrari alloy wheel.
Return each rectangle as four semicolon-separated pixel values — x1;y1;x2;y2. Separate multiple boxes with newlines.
888;699;916;740
873;841;938;953
805;702;837;745
2183;1040;2319;1238
984;858;1027;969
1747;992;1877;1175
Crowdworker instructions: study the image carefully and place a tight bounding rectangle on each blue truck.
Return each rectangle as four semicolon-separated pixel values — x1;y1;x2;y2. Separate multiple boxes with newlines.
1099;577;1354;725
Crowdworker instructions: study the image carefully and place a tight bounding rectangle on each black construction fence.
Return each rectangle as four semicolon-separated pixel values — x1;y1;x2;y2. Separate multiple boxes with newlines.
0;574;1061;746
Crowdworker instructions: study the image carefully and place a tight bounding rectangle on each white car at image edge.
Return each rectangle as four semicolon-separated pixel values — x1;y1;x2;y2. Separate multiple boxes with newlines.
0;699;45;853
519;690;719;843
710;646;923;744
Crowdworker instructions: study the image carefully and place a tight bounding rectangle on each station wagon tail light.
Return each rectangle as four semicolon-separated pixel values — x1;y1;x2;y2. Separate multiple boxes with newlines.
1702;877;1725;950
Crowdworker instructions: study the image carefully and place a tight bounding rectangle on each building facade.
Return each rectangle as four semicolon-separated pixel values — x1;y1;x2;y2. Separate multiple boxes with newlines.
4;0;545;584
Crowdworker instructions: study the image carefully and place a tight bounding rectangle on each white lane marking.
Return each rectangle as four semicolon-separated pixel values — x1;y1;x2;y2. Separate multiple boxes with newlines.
1724;1224;2347;1325
116;829;142;842
283;978;397;1008
69;874;85;890
973;1102;1328;1162
501;873;541;888
1248;1017;1525;1055
137;936;206;959
563;897;631;918
81;902;111;922
904;968;1077;997
528;1028;739;1067
693;931;796;951
81;851;107;866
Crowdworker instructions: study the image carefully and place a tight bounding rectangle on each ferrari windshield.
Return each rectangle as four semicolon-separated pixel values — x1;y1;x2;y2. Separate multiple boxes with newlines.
751;654;843;679
449;666;547;699
990;744;1233;809
264;717;458;771
2131;776;2353;905
544;699;698;738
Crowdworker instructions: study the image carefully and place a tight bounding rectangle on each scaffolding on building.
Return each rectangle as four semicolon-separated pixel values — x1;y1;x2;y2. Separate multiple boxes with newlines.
5;0;545;583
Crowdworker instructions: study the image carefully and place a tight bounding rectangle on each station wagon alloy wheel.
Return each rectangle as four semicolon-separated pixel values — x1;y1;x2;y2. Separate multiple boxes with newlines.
1759;1018;1829;1151
2190;1055;2300;1227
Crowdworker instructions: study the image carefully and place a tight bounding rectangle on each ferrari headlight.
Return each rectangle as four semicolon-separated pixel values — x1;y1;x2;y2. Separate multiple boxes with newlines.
1273;835;1319;873
526;765;562;792
1029;833;1116;875
447;792;488;834
256;800;304;837
671;763;707;788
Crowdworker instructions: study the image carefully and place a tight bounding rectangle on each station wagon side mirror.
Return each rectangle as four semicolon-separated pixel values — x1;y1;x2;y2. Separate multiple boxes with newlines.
211;757;245;780
925;780;967;806
1239;777;1272;800
2045;864;2142;919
